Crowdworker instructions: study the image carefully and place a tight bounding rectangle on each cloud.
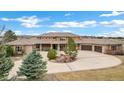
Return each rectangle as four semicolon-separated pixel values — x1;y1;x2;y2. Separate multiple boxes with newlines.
29;33;40;36
62;30;72;32
46;30;72;33
99;28;124;37
0;18;12;21
100;11;124;17
14;30;22;35
100;20;124;27
51;20;96;28
47;30;58;33
0;31;5;36
0;16;50;28
64;13;71;17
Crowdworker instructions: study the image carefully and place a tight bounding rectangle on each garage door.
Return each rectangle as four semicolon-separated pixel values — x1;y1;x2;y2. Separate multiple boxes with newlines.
81;45;92;51
94;46;102;53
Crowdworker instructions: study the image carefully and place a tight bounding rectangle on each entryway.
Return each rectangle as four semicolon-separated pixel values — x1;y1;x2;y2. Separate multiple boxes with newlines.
53;44;58;50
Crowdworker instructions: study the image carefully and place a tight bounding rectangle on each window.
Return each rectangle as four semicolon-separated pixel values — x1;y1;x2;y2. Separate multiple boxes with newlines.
36;44;40;49
16;46;22;52
60;37;66;41
111;45;117;51
53;37;57;40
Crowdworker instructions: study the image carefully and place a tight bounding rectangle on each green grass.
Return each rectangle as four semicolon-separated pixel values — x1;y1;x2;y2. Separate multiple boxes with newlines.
47;55;124;81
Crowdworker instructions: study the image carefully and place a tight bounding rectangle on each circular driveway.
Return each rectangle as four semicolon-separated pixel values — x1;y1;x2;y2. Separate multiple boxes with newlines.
46;51;122;74
9;51;122;78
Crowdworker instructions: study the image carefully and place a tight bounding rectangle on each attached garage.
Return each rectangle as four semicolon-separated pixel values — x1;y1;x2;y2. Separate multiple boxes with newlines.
94;46;102;53
81;45;92;51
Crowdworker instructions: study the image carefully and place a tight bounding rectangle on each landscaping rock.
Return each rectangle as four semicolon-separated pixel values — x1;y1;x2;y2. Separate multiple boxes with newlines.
56;54;66;63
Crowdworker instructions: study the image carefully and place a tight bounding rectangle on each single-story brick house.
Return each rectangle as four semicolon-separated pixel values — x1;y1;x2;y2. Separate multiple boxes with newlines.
7;32;124;55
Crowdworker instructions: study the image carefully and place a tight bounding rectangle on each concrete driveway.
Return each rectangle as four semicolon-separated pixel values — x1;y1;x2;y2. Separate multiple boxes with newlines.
9;51;122;78
47;51;121;73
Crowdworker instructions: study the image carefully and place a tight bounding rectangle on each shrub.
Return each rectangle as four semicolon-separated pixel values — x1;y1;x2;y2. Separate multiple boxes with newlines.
17;50;47;80
0;51;14;80
64;37;78;58
47;49;57;60
0;45;13;57
0;44;5;52
5;45;13;57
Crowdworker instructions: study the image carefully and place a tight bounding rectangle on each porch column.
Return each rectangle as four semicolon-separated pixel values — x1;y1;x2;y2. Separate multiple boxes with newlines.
92;45;95;51
40;44;42;51
102;46;105;53
79;44;81;50
58;44;60;51
50;44;53;49
13;46;16;53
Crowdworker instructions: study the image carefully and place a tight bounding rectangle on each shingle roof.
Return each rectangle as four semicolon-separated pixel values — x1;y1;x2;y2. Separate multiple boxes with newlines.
40;32;79;37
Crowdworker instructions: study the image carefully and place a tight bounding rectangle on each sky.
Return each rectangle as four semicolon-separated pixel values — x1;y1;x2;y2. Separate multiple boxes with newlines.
0;11;124;37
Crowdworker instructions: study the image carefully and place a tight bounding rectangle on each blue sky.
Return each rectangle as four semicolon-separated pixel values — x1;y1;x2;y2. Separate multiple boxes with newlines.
0;11;124;37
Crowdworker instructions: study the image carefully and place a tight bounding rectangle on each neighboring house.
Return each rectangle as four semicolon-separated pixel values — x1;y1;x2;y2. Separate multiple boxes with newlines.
7;32;124;55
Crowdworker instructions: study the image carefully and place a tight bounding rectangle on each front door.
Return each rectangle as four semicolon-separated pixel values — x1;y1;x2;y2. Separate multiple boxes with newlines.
53;44;57;50
36;44;40;51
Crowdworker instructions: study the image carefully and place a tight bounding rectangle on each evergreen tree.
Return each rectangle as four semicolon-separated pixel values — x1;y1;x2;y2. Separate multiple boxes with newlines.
47;49;57;60
0;45;13;57
0;51;14;80
17;50;47;80
68;37;77;51
5;45;13;57
3;30;17;43
64;37;77;56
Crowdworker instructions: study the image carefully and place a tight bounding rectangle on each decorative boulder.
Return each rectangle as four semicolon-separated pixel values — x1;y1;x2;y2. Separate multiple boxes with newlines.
56;54;66;63
65;55;71;62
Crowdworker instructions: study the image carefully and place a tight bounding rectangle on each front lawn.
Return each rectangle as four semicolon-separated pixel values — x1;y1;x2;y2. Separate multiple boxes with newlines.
47;55;124;81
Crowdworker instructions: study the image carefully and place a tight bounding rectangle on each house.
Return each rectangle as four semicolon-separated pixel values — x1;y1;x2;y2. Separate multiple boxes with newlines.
7;32;124;55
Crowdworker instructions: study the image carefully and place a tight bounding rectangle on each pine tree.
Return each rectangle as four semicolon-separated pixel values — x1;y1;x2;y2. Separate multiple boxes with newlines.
3;30;17;43
0;51;14;80
5;45;13;57
17;50;47;80
0;45;13;57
